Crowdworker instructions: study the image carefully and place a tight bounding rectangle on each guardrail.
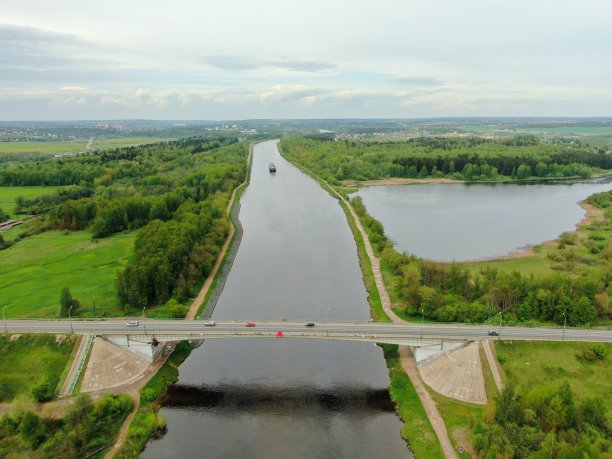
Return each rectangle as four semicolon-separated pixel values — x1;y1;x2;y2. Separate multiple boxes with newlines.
65;334;94;396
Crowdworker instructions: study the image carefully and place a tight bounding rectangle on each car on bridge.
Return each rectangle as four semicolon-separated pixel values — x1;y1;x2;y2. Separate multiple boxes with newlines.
126;320;140;327
305;322;315;327
245;322;256;327
204;320;216;326
488;330;499;336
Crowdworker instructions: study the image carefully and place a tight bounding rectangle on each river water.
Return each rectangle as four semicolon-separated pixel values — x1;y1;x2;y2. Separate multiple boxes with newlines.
143;141;411;458
357;179;611;262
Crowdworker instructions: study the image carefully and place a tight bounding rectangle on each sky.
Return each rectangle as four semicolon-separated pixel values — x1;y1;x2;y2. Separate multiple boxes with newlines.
1;0;611;120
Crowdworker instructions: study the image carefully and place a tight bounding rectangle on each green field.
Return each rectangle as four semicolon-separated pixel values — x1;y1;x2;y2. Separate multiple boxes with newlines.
0;185;64;218
90;137;174;149
496;340;612;410
0;334;78;402
0;230;137;317
0;141;86;156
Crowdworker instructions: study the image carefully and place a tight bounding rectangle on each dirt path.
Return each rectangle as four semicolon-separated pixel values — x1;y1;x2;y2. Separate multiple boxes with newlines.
482;339;504;392
185;145;252;320
104;390;140;459
400;346;459;459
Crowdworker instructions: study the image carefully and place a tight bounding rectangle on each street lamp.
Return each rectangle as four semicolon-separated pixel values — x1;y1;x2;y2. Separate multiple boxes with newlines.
562;312;567;341
69;305;74;333
326;307;330;322
498;311;503;336
420;307;424;339
3;305;8;333
143;307;146;318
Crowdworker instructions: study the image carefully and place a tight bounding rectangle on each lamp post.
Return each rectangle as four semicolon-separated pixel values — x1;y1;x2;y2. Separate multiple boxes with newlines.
143;307;146;318
420;307;424;339
69;305;74;333
562;312;566;341
498;311;503;336
3;305;8;333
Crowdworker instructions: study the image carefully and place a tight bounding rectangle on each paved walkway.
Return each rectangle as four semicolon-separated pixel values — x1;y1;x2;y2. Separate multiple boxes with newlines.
482;339;504;392
82;337;150;392
419;342;487;404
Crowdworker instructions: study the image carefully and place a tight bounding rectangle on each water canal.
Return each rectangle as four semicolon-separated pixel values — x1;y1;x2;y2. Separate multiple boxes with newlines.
357;178;612;262
143;140;412;458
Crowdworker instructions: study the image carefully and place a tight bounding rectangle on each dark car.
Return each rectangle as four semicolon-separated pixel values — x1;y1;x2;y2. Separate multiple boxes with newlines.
245;322;256;327
305;322;315;327
488;330;499;336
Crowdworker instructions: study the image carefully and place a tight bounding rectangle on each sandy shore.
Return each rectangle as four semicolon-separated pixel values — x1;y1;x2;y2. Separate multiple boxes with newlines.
459;199;602;264
342;177;463;187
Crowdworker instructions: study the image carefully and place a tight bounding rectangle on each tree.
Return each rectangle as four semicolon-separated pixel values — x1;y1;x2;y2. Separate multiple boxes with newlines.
0;205;8;223
30;376;58;402
59;287;80;317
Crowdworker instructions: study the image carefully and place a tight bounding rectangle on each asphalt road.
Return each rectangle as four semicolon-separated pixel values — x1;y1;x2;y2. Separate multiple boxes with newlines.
3;319;611;343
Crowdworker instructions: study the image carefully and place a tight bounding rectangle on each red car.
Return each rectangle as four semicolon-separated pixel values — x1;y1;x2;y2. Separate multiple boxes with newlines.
245;322;256;327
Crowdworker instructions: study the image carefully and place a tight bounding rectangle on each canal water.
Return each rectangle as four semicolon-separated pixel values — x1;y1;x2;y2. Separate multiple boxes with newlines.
143;141;412;458
357;178;611;262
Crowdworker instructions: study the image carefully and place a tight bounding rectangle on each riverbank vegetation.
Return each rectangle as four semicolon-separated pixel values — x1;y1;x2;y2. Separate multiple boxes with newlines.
0;393;133;458
349;191;611;327
114;341;192;458
0;136;249;317
280;135;610;184
0;334;77;402
473;341;611;458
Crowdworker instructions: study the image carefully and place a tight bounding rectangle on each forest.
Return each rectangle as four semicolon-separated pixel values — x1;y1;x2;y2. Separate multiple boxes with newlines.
280;135;610;183
0;136;249;313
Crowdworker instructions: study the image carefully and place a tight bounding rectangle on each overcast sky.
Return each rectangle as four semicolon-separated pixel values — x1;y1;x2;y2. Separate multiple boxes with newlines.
1;0;611;120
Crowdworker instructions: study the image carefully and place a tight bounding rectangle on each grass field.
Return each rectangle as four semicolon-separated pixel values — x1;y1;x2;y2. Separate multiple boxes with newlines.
0;230;137;318
0;141;86;156
0;185;64;218
0;334;77;402
496;340;612;410
90;137;173;149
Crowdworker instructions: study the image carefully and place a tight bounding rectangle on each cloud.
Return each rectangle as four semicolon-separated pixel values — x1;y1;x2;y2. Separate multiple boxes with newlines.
199;54;336;72
0;24;125;84
391;76;444;86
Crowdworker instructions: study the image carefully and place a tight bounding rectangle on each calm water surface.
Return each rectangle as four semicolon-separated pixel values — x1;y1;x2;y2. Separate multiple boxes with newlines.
357;179;611;262
143;141;411;459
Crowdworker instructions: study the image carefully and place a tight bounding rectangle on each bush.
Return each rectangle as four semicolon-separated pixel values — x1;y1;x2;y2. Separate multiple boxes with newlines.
30;376;58;402
576;344;608;362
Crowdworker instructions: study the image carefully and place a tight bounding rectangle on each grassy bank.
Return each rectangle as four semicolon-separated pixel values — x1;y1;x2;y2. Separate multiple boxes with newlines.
0;230;137;317
383;345;445;459
114;341;192;458
0;334;77;402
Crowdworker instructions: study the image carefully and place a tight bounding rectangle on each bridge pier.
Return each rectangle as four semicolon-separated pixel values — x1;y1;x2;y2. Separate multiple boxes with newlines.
106;335;162;362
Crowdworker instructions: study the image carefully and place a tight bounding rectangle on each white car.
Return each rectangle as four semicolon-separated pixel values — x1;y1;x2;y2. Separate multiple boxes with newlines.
126;320;140;327
204;320;216;327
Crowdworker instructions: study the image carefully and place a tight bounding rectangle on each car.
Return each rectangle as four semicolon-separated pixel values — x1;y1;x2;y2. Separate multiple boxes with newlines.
488;330;499;336
245;322;256;327
126;320;140;327
204;320;216;327
305;322;315;327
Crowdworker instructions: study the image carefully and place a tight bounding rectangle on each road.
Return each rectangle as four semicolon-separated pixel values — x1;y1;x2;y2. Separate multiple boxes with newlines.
3;319;611;344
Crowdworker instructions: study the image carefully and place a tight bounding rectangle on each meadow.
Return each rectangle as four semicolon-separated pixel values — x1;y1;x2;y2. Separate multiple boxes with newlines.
0;334;78;402
0;185;63;218
0;230;137;318
496;340;612;410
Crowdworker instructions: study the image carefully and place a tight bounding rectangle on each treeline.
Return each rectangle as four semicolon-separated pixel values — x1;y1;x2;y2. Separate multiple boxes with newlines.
0;394;132;458
351;195;611;326
280;135;610;184
0;136;240;187
474;381;610;458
